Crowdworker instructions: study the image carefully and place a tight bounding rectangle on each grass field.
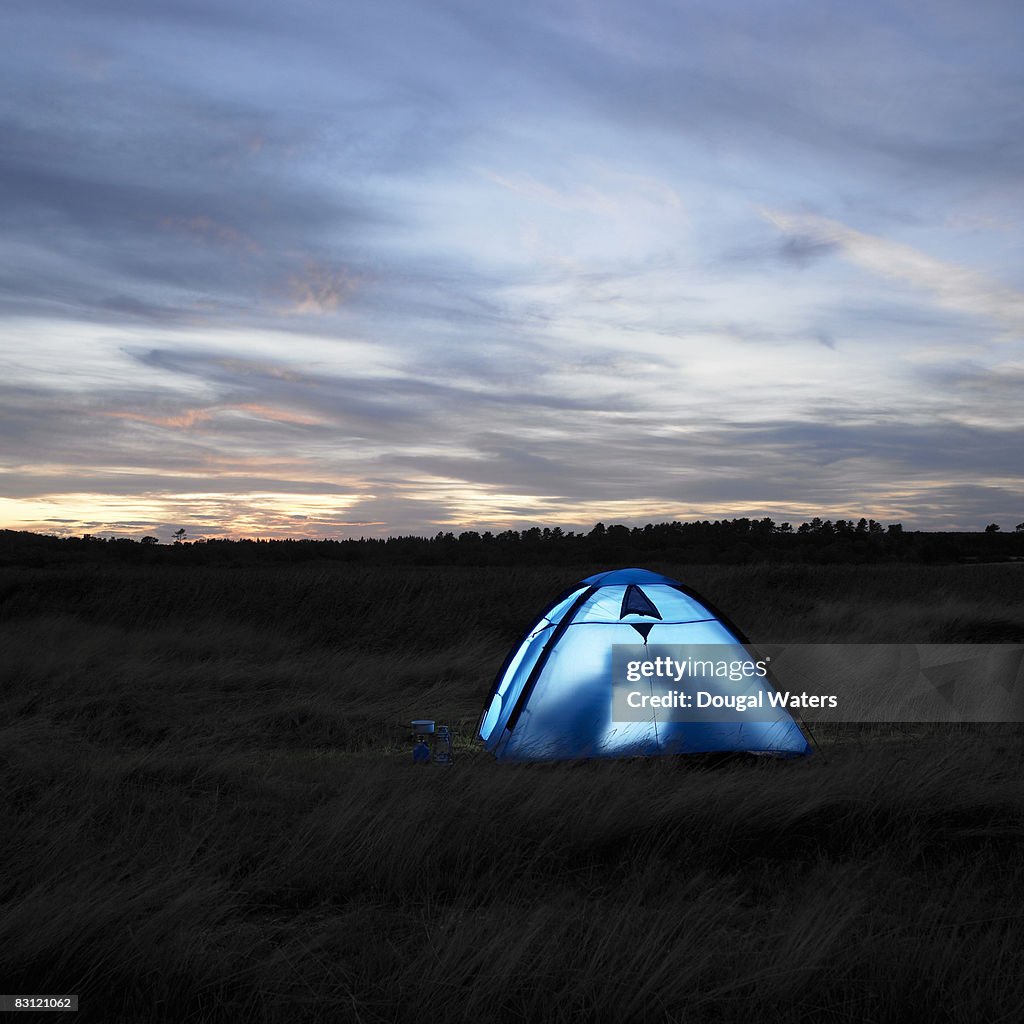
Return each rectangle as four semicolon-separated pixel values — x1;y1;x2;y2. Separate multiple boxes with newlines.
2;562;1023;1022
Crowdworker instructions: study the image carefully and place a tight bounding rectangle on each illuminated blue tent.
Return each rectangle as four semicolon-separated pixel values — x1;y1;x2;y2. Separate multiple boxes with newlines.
479;568;810;762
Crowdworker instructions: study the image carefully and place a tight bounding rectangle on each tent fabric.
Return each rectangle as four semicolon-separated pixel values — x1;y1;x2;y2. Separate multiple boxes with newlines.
479;567;811;762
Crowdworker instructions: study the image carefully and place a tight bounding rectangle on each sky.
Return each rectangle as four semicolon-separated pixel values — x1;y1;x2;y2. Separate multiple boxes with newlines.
1;0;1022;539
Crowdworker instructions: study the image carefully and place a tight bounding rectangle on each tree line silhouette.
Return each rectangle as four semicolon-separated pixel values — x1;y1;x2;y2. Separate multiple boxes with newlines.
2;517;1023;567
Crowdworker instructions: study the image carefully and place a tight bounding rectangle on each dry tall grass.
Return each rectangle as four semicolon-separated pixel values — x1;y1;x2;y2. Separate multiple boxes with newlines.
2;562;1023;1022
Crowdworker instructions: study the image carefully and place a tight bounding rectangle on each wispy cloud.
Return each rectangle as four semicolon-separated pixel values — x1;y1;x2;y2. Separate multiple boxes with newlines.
1;0;1022;535
284;262;359;316
765;210;1024;330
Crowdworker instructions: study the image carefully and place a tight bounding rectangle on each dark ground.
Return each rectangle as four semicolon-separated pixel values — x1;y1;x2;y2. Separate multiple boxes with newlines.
2;559;1023;1022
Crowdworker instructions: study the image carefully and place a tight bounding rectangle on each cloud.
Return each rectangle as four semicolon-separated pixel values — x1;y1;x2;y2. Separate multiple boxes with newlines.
5;335;1024;537
284;263;359;316
2;0;1023;535
779;235;840;268
483;168;684;217
765;210;1024;330
160;215;263;255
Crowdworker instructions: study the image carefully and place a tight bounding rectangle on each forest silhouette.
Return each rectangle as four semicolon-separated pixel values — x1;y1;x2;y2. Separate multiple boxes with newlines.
3;517;1023;568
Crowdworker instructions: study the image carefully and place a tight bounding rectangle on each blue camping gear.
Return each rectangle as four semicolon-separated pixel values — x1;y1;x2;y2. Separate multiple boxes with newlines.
478;568;810;762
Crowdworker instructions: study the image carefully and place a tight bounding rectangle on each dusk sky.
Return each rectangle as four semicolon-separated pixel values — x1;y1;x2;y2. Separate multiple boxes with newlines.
2;0;1022;539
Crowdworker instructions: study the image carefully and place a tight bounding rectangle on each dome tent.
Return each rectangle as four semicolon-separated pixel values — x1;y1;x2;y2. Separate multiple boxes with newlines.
479;568;811;762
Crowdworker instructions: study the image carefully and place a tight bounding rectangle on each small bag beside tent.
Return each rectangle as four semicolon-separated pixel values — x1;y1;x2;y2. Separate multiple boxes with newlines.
479;568;810;762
